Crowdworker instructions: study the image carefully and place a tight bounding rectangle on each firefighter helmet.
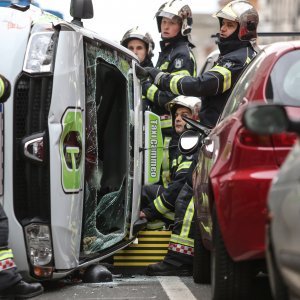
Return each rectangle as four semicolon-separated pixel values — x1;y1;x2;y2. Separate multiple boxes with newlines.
120;26;155;58
155;0;193;36
166;96;201;124
213;0;259;41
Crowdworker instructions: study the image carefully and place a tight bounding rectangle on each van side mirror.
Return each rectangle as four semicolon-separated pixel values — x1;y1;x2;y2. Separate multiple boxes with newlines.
70;0;94;27
179;130;203;155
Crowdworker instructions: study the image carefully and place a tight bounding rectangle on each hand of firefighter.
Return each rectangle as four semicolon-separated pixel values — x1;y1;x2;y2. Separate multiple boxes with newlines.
0;74;11;103
144;67;164;85
135;64;150;83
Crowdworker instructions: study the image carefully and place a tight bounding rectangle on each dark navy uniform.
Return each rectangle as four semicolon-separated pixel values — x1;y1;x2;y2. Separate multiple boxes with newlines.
154;39;256;127
143;37;197;117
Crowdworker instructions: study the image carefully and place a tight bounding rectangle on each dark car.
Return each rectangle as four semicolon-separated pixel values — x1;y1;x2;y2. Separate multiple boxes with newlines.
192;40;300;300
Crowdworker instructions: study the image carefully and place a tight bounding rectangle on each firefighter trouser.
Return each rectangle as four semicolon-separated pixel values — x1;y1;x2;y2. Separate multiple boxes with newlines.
141;184;174;225
164;182;195;266
0;204;22;291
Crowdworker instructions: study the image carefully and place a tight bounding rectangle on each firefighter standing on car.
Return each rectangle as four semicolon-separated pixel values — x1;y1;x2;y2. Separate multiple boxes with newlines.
140;96;201;276
0;74;44;298
143;0;197;188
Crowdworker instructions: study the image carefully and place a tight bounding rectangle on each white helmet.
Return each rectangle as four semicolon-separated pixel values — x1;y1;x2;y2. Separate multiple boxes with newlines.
213;0;259;41
155;0;193;36
120;26;155;58
166;96;201;124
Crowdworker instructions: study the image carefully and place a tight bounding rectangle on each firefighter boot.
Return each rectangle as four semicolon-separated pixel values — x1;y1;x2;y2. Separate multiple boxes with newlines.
146;260;192;276
0;280;44;299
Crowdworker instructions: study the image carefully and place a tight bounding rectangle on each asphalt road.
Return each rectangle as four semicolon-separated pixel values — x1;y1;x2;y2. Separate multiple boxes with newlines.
38;270;273;300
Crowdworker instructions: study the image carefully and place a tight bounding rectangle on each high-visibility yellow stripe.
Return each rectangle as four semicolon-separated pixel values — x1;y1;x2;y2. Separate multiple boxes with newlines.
154;196;170;215
170;234;194;247
170;75;185;95
146;85;158;102
0;78;5;98
246;57;251;64
176;161;192;172
160;62;169;70
0;249;14;261
180;198;194;238
171;69;190;76
210;65;231;92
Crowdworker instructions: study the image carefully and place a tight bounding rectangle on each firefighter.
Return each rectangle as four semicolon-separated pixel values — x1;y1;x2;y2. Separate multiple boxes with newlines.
121;26;155;68
136;0;259;128
140;96;201;275
144;0;197;188
0;74;44;298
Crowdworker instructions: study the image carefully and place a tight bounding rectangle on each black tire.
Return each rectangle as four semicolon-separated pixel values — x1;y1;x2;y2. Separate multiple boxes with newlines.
193;211;211;284
211;207;254;300
266;227;289;300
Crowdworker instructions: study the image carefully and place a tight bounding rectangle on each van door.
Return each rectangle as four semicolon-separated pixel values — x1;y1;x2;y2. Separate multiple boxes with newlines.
81;40;142;254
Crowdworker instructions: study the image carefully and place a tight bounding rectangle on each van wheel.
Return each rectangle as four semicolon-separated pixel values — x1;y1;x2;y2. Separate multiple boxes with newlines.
193;211;211;284
266;228;289;300
211;208;254;300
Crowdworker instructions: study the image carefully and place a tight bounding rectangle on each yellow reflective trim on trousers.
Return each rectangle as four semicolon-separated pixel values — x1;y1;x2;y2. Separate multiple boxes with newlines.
211;65;231;92
0;78;4;98
0;249;14;260
170;75;185;95
161;119;172;129
146;85;158;102
180;198;194;238
154;196;168;214
160;62;169;70
190;51;197;77
246;57;251;64
162;137;171;188
171;69;190;76
170;234;194;247
176;161;192;172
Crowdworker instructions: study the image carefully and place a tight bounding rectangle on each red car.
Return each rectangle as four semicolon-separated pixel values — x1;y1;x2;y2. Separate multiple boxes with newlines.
192;41;300;300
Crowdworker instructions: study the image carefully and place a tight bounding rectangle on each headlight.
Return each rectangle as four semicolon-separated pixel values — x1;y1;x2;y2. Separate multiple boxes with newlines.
23;31;56;73
25;223;53;266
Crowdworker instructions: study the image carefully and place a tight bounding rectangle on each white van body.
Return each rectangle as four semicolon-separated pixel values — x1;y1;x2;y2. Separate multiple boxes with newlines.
0;2;163;280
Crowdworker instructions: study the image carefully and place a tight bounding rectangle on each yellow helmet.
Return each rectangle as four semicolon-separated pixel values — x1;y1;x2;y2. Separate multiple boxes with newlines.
155;0;192;36
213;0;259;41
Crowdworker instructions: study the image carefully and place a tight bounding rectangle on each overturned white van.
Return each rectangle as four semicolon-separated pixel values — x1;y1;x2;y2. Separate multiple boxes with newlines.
0;0;163;280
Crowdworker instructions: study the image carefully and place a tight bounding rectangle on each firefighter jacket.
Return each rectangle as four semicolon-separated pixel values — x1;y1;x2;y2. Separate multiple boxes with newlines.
154;40;256;127
142;151;195;222
143;36;197;118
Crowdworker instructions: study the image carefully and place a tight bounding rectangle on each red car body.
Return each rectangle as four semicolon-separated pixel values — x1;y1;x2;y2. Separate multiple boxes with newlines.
194;41;300;263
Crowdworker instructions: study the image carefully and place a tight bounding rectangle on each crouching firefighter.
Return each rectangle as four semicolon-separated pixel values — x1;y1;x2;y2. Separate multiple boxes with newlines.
140;95;201;276
0;74;44;299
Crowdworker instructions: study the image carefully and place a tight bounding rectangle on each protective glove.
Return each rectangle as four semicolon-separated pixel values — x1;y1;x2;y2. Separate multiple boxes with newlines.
0;74;11;103
144;67;164;85
135;64;150;83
